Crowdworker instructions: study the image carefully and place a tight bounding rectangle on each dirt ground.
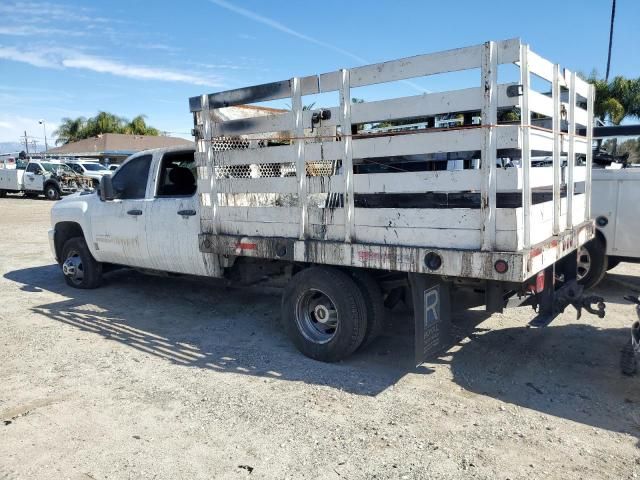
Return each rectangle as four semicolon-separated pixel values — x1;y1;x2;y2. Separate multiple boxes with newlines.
0;197;638;480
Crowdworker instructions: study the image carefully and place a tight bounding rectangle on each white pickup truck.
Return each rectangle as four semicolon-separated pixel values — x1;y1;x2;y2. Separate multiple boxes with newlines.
49;39;606;363
0;159;92;200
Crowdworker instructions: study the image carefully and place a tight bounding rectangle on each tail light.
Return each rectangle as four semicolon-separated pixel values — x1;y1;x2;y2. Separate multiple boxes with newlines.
536;271;545;293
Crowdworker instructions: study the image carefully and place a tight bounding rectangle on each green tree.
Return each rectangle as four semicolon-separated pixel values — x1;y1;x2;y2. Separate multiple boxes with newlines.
54;116;86;145
53;112;160;145
584;73;640;125
123;115;160;135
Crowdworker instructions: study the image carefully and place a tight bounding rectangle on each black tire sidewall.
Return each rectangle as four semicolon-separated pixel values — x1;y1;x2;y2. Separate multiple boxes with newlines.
349;269;385;348
281;267;367;362
61;237;102;289
45;184;60;200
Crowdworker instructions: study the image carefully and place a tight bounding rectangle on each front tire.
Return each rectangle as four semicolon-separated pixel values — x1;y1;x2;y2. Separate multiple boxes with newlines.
577;236;608;289
44;184;61;200
281;267;367;362
61;237;102;289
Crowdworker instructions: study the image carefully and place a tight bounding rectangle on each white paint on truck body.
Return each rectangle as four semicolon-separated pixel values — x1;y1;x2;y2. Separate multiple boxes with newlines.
591;167;640;259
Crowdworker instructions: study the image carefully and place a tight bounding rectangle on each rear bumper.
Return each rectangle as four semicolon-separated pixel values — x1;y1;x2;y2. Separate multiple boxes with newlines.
200;220;595;283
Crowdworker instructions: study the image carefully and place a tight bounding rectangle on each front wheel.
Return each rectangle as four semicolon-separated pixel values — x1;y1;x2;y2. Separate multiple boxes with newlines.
281;267;368;362
61;237;103;289
44;184;61;200
577;237;608;289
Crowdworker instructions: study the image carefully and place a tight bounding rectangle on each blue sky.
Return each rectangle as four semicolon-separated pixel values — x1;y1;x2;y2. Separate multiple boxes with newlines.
0;0;638;147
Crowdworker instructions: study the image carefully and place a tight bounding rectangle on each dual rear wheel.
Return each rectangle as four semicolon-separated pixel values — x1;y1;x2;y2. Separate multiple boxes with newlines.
281;267;385;362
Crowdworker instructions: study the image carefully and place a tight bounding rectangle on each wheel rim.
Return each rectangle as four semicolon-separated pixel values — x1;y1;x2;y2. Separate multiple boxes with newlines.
295;288;339;344
47;187;56;199
577;246;591;281
62;250;84;285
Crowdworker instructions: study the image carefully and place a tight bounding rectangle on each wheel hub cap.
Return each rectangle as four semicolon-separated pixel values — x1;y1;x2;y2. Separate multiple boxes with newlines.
577;246;591;281
62;253;84;284
296;289;339;344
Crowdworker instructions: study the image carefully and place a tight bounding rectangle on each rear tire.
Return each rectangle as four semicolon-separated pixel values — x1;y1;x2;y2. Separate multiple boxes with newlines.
577;237;608;289
349;269;385;348
45;183;61;200
61;237;102;289
281;267;367;362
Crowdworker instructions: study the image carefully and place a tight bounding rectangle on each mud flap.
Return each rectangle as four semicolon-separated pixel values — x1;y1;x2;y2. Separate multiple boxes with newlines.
408;273;451;366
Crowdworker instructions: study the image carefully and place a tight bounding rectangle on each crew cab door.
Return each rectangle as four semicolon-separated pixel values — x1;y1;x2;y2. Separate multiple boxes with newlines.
89;154;152;267
144;150;209;276
24;162;44;191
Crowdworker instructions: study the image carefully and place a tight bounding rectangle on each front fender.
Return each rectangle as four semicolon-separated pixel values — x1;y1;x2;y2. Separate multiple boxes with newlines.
51;194;98;258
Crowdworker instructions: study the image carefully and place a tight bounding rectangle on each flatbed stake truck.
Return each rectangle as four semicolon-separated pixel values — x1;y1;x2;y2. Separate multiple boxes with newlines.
50;39;605;364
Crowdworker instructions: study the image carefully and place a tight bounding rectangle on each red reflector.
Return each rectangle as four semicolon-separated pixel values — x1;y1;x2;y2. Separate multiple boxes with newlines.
494;259;508;274
536;271;545;293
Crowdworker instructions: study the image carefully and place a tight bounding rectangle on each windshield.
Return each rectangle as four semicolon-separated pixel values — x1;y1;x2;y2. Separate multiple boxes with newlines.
81;163;107;171
41;162;73;173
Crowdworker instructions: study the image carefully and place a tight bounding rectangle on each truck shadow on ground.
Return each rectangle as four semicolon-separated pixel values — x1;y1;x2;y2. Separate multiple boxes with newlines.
4;265;639;437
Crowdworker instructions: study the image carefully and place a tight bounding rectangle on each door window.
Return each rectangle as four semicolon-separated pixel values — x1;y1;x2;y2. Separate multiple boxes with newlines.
156;151;196;197
26;163;40;173
111;155;152;199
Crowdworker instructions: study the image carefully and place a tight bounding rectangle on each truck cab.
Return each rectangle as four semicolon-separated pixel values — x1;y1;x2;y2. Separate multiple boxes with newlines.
50;146;215;281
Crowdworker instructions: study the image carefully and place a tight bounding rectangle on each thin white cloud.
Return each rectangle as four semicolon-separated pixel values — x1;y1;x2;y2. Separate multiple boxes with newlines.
0;2;113;26
0;45;223;87
0;45;59;68
207;0;429;93
208;0;368;64
0;25;85;36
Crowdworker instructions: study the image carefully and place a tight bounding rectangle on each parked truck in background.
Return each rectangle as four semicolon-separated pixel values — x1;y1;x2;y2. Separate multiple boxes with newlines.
0;158;92;200
577;166;640;288
48;39;606;364
64;160;112;188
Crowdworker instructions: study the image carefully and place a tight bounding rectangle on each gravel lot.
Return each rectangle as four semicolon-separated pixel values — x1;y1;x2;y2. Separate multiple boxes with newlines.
0;197;639;480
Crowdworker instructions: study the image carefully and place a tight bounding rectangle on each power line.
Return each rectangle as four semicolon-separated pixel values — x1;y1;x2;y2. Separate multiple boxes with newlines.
605;0;616;82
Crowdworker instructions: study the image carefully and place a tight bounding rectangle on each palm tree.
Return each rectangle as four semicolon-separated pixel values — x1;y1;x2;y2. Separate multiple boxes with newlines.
84;111;126;137
586;74;640;125
53;112;161;144
123;115;159;135
53;117;86;145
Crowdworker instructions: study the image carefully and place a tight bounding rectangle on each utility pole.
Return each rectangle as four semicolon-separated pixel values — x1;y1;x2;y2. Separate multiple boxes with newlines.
605;0;616;82
22;130;29;155
39;120;49;154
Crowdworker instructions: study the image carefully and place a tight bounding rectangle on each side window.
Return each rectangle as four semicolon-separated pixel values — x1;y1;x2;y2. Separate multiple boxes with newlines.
156;151;196;197
111;155;152;200
71;164;82;173
26;163;40;173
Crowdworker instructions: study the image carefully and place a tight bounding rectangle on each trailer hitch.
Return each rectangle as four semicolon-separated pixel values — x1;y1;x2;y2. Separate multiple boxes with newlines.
552;281;605;320
579;295;606;319
530;279;606;327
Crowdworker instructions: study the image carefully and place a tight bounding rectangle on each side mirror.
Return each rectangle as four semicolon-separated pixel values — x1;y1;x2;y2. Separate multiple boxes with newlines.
99;174;115;201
